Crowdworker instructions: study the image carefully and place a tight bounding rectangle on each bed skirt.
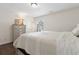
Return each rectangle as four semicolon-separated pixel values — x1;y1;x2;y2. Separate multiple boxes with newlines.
16;48;30;55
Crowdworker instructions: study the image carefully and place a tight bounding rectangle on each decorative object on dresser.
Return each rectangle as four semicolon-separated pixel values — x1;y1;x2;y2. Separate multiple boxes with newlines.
12;16;26;41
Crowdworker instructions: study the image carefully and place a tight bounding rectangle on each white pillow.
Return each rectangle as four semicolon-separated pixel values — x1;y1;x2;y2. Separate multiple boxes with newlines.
72;27;79;36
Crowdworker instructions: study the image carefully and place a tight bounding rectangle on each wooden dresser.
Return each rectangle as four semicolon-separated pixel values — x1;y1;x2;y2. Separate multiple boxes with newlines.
12;24;26;41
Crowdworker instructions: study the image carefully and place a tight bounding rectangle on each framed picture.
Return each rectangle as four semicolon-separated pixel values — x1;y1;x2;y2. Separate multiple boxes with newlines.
37;20;44;32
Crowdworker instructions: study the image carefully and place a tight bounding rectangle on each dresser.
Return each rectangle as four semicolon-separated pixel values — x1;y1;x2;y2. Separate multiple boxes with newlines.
12;24;26;41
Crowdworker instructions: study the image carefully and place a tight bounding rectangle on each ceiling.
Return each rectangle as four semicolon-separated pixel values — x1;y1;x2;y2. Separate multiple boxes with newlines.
0;3;79;17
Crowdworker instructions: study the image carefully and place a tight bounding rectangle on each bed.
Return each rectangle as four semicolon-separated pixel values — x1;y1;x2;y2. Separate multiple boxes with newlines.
13;31;79;55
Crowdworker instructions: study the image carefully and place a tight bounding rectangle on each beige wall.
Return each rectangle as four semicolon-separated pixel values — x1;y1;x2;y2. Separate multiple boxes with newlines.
35;8;79;32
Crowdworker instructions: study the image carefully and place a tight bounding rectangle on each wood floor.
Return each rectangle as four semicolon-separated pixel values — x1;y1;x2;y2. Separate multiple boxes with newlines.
0;42;16;55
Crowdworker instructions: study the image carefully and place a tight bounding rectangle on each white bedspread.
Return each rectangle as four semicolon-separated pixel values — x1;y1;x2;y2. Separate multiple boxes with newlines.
13;31;79;55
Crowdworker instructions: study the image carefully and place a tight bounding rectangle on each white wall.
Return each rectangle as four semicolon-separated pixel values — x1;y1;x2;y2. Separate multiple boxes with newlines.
0;6;34;45
0;10;15;45
35;8;79;32
24;16;36;32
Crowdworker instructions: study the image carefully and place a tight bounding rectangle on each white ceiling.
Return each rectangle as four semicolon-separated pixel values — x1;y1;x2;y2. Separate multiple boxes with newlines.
0;3;79;17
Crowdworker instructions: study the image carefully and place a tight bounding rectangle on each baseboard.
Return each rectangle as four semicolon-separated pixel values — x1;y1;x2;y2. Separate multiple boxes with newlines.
0;41;13;46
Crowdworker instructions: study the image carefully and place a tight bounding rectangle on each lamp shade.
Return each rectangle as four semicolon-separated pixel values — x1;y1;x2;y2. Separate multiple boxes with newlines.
15;17;24;26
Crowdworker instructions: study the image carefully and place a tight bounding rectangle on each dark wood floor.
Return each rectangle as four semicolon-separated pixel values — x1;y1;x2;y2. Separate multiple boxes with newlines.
0;42;16;55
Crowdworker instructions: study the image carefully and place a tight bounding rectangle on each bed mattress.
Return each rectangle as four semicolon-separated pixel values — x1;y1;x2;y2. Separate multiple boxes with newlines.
13;31;79;55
